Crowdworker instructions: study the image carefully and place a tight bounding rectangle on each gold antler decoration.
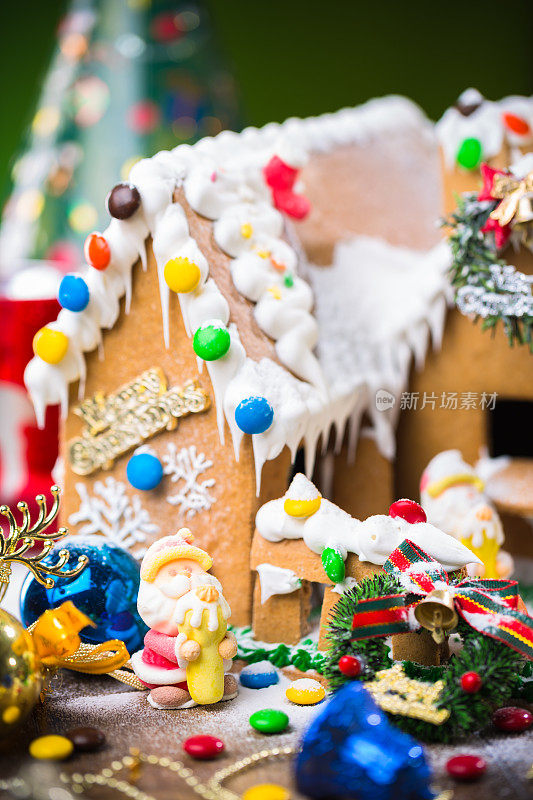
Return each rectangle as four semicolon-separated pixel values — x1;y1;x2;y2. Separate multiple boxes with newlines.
0;485;88;603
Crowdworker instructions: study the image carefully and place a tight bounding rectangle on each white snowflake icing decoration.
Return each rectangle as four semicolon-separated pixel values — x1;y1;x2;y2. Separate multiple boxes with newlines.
162;444;216;518
69;477;159;558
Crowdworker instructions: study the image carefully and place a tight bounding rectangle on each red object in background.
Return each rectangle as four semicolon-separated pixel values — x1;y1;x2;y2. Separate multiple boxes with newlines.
460;671;482;694
263;155;311;220
0;295;60;514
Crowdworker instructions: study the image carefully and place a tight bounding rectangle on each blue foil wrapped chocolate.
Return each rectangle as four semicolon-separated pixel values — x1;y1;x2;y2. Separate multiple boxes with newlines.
295;680;434;800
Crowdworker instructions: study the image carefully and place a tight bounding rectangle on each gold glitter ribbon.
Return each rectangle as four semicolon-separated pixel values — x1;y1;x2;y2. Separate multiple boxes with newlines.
29;601;130;675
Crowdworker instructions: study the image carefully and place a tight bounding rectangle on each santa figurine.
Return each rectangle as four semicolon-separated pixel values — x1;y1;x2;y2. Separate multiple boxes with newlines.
420;450;512;579
130;529;238;710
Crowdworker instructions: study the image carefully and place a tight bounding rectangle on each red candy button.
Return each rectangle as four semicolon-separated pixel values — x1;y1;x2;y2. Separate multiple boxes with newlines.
84;233;110;271
338;655;362;678
492;706;533;733
460;671;482;694
388;499;427;524
502;112;531;137
446;754;487;781
183;735;225;760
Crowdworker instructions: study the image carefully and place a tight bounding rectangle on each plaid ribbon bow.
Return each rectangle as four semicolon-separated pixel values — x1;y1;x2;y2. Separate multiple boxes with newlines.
351;539;533;660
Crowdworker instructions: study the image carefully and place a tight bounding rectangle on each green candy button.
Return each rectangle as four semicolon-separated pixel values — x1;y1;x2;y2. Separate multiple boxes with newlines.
193;323;231;361
249;709;289;734
456;137;482;170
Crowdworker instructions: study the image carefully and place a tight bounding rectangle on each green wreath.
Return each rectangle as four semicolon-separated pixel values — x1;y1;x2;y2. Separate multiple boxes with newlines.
446;192;533;350
322;573;533;743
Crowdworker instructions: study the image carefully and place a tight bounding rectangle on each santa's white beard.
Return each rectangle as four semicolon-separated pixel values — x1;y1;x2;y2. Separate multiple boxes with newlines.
159;573;192;598
137;580;186;636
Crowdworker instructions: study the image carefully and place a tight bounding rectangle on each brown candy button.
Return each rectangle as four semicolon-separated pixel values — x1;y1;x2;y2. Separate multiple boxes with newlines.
106;183;141;219
454;96;483;117
66;726;106;752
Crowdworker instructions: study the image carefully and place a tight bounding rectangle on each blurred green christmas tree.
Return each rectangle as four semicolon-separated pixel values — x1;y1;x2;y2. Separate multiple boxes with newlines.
0;0;241;281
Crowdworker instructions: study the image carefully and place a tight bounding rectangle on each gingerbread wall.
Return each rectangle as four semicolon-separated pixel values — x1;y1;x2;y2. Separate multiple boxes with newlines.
62;196;295;628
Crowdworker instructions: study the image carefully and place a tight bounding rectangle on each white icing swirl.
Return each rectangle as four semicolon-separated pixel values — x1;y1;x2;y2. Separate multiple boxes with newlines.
256;493;480;572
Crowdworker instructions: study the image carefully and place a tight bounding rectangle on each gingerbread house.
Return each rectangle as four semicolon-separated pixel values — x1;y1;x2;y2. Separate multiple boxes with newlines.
24;90;533;636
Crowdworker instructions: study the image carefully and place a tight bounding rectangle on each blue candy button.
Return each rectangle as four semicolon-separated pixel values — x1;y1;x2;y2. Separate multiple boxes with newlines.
235;396;274;435
240;661;279;689
126;453;163;491
58;275;90;312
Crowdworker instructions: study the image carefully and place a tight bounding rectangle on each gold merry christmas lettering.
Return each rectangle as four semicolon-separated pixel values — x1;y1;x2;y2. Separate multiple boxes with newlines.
67;368;210;476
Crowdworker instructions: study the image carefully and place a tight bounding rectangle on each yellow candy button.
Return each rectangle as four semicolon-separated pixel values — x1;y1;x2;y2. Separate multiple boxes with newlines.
240;222;253;239
33;327;69;364
2;705;20;725
283;496;321;518
242;784;290;800
29;734;74;761
164;256;201;293
286;678;326;705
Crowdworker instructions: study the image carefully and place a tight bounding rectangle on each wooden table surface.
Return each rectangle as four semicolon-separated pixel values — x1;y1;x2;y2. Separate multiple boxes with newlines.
0;667;532;800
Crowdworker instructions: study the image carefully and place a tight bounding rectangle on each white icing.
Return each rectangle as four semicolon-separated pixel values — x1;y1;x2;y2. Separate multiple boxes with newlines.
173;573;231;632
304;236;451;460
162;443;215;517
437;89;533;168
285;473;320;502
68;477;158;558
240;660;277;676
436;90;504;168
256;563;301;604
288;678;323;692
256;478;481;572
23;95;448;487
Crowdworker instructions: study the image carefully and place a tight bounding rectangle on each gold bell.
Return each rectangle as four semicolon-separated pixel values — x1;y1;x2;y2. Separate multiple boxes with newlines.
515;195;533;224
413;589;458;644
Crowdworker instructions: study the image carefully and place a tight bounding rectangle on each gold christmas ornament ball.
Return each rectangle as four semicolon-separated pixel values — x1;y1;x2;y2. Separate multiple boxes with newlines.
0;608;42;737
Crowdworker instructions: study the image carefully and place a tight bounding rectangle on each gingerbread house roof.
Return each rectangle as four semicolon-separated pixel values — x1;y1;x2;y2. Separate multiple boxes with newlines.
25;92;531;490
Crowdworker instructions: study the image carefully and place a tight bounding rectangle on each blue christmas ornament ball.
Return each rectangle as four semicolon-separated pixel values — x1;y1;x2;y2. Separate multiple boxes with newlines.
20;536;148;654
295;681;433;800
126;452;163;491
58;274;90;312
235;396;274;434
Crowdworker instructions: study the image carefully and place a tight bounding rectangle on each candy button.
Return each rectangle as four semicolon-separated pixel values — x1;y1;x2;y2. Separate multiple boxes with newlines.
240;222;253;239
127;452;163;491
446;754;486;781
29;735;74;761
106;182;141;219
84;232;110;270
193;322;231;361
240;661;279;689
33;327;69;364
460;671;482;694
492;706;532;732
502;112;531;137
249;709;289;734
242;784;290;800
2;705;20;725
235;397;274;435
286;678;325;706
164;256;201;293
66;726;106;752
338;655;362;678
389;499;426;524
182;735;224;760
284;497;321;518
456;137;482;170
58;274;90;312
